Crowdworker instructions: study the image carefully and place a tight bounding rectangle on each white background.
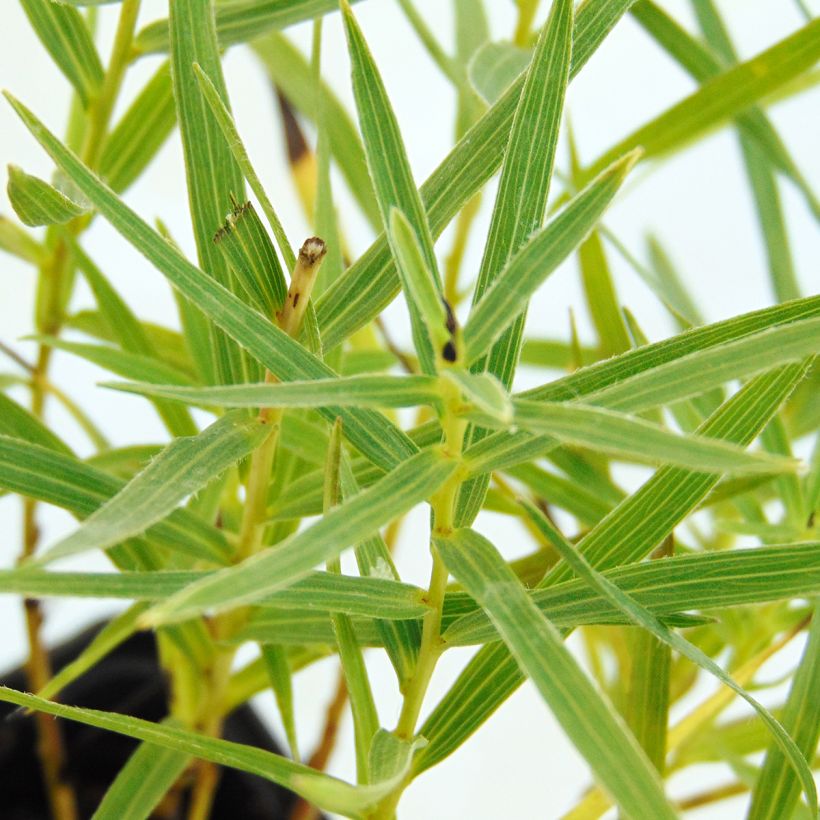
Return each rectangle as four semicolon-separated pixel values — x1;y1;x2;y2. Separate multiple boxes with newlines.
1;1;818;817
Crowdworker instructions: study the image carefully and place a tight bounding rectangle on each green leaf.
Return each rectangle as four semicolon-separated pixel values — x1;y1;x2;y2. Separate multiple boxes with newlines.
341;1;443;375
469;40;532;105
19;0;103;107
105;374;441;411
630;0;819;220
501;398;801;475
436;528;677;820
387;208;451;367
0;435;231;565
0;392;72;454
33;411;270;565
92;733;190;820
194;63;295;272
136;0;367;55
582;17;820;184
4;92;417;472
689;0;804;303
748;600;820;819
462;149;641;363
467;304;820;476
324;417;379;783
68;238;198;437
518;499;818;814
0;214;46;264
468;0;573;386
261;645;300;761
65;310;196;379
36;336;196;387
142;449;457;625
169;0;248;385
99;61;177;194
581;317;820;414
443;540;820;645
316;0;636;349
0;687;404;817
7;165;88;226
212;199;288;317
38;603;150;701
0;567;427;620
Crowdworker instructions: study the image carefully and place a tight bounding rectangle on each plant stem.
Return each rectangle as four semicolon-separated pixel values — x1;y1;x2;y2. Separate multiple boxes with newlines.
186;239;326;818
372;378;466;819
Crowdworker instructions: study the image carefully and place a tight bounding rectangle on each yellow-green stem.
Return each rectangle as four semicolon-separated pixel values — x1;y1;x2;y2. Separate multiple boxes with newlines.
372;379;466;819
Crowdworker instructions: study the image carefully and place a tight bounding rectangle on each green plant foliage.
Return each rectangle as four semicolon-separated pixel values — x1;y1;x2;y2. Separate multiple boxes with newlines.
1;2;818;818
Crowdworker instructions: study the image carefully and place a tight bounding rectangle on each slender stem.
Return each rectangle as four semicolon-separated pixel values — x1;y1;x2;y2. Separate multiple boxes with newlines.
514;0;541;46
80;0;141;169
371;378;466;819
186;240;326;819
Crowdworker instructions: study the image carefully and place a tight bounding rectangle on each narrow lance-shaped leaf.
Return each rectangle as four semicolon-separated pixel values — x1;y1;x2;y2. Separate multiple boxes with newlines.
468;0;573;385
388;208;452;366
690;0;803;303
436;528;677;820
136;0;368;54
99;61;177;194
581;16;820;184
33;337;196;389
194;63;295;272
92;732;190;820
105;374;442;411
456;0;574;526
0;393;72;455
748;600;820;820
7;165;88;226
502;398;801;475
519;500;818;815
262;645;300;762
467;304;820;476
325;418;380;783
19;0;103;107
0;435;232;565
142;449;458;625
630;0;819;220
442;541;820;646
341;0;443;374
0;567;427;621
0;687;411;818
463;149;641;363
170;0;248;384
32;411;271;566
3;92;417;471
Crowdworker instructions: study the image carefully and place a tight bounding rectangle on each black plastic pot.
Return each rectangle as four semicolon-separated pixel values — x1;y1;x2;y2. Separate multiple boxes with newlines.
0;623;303;819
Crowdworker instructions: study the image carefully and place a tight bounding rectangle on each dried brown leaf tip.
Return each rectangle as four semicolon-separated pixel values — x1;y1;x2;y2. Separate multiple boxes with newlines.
299;236;327;268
